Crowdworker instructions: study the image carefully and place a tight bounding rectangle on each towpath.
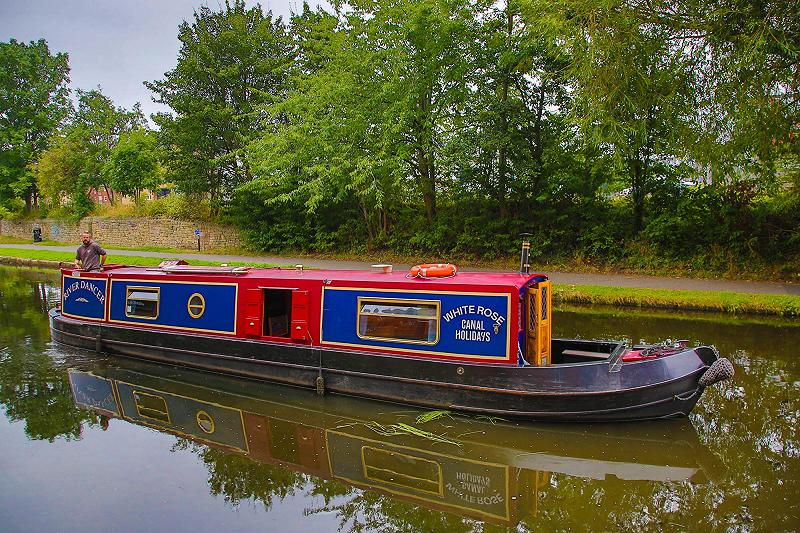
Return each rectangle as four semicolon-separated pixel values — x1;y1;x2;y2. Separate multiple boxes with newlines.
1;243;798;296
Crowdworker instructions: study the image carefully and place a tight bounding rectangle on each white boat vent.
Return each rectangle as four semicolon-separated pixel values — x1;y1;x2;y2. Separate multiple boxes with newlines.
371;264;393;273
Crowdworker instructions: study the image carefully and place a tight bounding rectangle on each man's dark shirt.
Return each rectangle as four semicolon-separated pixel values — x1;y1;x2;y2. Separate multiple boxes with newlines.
76;241;107;271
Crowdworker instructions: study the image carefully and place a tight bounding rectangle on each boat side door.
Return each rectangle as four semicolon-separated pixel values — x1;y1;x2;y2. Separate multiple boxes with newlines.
244;288;263;337
245;287;311;343
290;290;310;342
525;281;552;366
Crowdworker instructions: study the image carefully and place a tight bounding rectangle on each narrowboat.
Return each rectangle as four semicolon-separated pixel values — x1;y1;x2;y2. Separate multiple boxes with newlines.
49;248;733;422
67;358;721;525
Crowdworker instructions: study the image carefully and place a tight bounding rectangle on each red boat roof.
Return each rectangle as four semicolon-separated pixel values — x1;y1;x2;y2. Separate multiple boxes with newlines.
84;264;542;290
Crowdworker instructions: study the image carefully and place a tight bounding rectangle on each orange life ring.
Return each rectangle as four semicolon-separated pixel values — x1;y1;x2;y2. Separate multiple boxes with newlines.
409;263;458;278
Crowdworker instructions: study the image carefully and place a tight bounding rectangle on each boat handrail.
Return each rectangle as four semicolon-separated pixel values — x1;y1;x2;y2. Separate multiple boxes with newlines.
144;265;251;275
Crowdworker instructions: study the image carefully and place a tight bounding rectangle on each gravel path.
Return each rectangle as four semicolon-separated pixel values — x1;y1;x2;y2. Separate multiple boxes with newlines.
2;243;797;295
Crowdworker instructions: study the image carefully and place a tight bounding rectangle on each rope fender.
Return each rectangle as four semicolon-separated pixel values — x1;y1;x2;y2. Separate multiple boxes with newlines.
698;357;735;387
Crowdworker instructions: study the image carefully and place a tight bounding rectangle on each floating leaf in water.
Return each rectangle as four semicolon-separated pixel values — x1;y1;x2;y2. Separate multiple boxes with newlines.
415;410;453;424
362;421;460;446
474;415;506;424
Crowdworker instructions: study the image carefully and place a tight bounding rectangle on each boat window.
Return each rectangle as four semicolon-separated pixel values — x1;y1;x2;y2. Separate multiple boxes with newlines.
133;391;170;423
187;293;205;318
126;287;159;319
357;298;440;344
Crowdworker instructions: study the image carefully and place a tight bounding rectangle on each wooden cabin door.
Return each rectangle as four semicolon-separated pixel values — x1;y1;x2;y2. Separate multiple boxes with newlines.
244;288;263;337
290;290;310;342
525;281;552;365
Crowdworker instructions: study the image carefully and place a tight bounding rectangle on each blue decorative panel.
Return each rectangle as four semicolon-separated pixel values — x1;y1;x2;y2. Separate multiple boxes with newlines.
109;279;237;334
62;275;107;321
322;288;510;359
69;371;120;416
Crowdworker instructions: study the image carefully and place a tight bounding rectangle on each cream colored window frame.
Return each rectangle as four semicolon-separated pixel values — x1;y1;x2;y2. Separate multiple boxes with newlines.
125;286;160;320
356;297;440;345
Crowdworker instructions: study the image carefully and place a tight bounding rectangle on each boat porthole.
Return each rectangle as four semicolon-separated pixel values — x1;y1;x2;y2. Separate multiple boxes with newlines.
457;366;464;375
187;293;205;318
196;410;215;434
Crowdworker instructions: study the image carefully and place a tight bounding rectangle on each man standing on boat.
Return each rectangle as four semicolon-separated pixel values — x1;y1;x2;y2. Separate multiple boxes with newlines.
74;231;107;272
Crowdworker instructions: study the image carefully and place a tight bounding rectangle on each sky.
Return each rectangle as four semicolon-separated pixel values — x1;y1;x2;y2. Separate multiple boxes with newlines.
0;0;325;121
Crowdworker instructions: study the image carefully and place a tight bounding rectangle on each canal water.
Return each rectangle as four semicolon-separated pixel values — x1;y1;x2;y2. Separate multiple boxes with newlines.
0;266;797;532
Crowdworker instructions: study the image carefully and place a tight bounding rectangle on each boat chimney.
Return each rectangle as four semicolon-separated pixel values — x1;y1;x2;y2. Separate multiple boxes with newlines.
519;233;532;274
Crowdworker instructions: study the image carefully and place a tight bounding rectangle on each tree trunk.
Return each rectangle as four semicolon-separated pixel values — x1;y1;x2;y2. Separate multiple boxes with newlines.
415;87;437;223
496;8;515;220
532;81;546;170
632;108;656;234
631;156;644;234
417;146;437;223
361;202;375;243
103;184;115;205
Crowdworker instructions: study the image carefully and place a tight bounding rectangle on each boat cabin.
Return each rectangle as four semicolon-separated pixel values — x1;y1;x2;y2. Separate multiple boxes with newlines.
60;263;618;366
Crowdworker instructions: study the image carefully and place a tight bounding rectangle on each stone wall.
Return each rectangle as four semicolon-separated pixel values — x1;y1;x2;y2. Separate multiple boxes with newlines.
0;217;241;250
1;219;83;243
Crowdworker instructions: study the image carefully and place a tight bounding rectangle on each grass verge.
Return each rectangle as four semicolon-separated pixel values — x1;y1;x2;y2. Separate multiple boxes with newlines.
554;284;800;318
0;248;280;268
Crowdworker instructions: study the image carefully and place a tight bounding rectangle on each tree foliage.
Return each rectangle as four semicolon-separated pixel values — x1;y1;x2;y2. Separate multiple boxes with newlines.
0;38;71;210
30;88;145;218
68;88;146;205
103;128;162;202
33;135;86;212
146;0;295;209
524;0;800;230
0;1;796;274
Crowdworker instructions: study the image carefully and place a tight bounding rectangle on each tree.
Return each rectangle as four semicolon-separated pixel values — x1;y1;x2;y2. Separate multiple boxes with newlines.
0;38;71;211
146;0;295;209
244;3;406;244
455;0;574;220
33;135;87;213
33;89;144;217
351;0;475;222
68;88;145;205
103;128;162;203
579;19;695;233
523;0;800;232
622;0;800;176
248;0;475;233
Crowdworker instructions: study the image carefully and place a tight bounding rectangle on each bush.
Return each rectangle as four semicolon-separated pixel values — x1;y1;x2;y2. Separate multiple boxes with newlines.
0;199;26;220
95;202;140;218
643;185;735;257
141;195;212;220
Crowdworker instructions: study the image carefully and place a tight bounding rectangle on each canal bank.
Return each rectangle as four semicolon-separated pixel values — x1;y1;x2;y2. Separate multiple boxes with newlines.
1;244;799;318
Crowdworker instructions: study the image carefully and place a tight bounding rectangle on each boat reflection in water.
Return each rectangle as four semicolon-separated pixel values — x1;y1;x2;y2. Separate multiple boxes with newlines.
68;360;721;526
